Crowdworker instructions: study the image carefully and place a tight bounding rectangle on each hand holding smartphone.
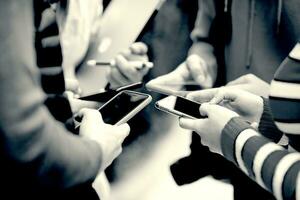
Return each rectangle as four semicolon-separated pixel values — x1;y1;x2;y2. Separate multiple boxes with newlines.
155;96;204;119
75;90;152;129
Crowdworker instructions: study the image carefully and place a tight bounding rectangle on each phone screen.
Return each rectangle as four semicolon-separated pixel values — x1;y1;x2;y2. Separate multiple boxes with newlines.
173;97;202;118
99;91;149;124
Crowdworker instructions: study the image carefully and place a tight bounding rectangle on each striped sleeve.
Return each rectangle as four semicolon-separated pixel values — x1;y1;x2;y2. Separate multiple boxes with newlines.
258;97;283;143
269;42;300;151
221;117;300;200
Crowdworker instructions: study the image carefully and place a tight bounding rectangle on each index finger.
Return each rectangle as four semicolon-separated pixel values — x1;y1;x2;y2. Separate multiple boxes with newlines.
186;88;219;103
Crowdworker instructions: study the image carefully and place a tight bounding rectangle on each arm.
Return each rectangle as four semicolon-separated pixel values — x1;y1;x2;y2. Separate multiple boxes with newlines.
269;42;300;151
0;0;101;189
188;0;218;84
178;101;300;200
222;117;300;200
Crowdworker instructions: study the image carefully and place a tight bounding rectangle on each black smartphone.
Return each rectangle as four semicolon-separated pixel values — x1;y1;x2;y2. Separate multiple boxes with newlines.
98;90;152;125
155;96;203;119
79;82;143;102
75;90;152;129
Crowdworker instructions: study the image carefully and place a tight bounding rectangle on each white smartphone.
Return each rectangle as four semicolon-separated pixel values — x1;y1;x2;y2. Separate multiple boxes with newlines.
155;96;203;119
98;90;152;125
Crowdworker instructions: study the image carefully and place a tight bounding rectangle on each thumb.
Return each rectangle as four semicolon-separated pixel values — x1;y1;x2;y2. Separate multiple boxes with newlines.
199;103;212;117
179;118;197;131
115;123;130;143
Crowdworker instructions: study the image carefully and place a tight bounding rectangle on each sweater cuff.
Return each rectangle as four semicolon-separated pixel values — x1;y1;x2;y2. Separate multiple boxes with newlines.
258;97;283;143
221;117;253;165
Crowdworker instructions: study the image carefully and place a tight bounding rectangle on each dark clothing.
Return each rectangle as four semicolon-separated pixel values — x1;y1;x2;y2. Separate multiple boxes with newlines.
34;0;74;125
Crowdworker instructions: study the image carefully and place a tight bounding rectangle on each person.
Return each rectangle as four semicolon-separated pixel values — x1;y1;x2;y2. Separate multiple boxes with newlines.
147;0;300;199
54;0;151;93
36;0;151;95
0;1;130;199
179;42;300;200
147;0;300;96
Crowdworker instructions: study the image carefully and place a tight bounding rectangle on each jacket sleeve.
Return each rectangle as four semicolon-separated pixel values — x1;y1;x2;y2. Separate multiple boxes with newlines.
0;0;102;189
221;117;300;200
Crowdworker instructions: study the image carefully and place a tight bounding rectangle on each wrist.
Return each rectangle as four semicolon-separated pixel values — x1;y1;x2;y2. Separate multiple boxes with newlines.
221;117;253;164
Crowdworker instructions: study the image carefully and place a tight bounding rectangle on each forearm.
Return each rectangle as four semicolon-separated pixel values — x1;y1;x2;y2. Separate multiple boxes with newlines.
221;117;300;200
188;0;218;83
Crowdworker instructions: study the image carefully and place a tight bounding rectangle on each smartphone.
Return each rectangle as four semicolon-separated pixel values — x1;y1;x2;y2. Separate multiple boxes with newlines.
98;90;152;125
155;96;203;119
79;82;143;102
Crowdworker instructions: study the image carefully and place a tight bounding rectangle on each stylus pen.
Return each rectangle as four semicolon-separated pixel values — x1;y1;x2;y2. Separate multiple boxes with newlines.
87;59;154;70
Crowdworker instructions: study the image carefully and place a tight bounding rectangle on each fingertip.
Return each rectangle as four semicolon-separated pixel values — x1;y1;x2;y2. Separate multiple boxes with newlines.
178;117;186;126
179;117;193;129
130;42;148;54
199;103;210;116
119;123;130;135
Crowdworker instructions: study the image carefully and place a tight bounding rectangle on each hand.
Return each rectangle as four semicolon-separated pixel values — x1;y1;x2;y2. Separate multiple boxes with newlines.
226;74;270;97
187;88;264;124
179;103;239;154
108;42;152;87
146;54;215;91
78;108;130;171
64;91;101;114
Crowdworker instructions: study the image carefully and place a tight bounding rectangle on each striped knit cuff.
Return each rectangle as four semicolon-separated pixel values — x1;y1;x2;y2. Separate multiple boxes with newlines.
221;117;252;165
259;97;283;142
